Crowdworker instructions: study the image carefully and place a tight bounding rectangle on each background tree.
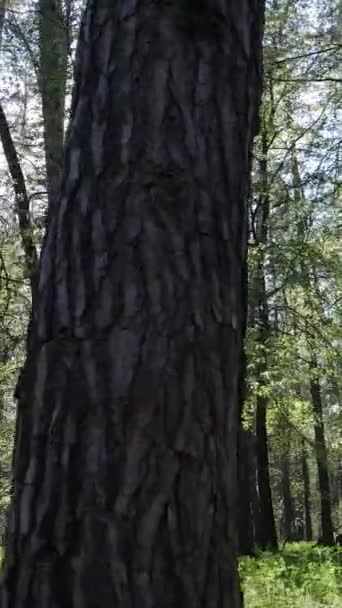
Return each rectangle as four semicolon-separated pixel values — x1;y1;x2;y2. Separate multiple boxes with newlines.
243;0;341;548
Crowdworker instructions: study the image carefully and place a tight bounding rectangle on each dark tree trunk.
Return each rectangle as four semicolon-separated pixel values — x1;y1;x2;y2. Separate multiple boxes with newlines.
301;439;313;542
254;274;277;551
255;393;278;550
294;504;305;542
335;457;342;533
250;436;262;547
280;457;295;542
0;102;38;304
290;152;334;546
252;122;277;551
237;430;255;555
310;359;334;545
39;0;68;215
0;0;6;48
2;1;265;606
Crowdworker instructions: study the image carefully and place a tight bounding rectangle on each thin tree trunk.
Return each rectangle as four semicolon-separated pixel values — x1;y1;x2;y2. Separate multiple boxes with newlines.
336;457;342;532
0;2;38;297
301;439;313;541
310;358;334;545
291;153;334;546
254;277;278;550
280;456;295;541
246;432;261;548
0;349;9;420
237;430;255;555
2;2;265;606
39;0;68;215
256;392;278;549
0;0;6;48
253;122;278;551
294;504;305;542
0;102;38;304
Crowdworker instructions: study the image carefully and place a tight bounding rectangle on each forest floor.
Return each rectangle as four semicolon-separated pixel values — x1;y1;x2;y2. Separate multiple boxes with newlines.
239;542;342;607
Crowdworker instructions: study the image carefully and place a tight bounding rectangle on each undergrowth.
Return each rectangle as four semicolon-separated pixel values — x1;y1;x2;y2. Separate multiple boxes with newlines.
239;542;342;608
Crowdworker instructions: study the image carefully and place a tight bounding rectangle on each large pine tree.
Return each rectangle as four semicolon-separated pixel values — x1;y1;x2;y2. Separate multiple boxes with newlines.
2;1;265;606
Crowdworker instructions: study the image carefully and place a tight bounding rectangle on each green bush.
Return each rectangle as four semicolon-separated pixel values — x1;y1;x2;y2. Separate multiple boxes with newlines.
239;543;342;608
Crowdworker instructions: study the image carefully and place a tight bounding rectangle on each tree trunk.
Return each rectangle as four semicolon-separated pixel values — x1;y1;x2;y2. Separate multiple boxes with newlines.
335;457;342;532
280;457;295;542
0;0;38;298
39;0;68;215
252;120;277;551
2;1;265;606
255;393;278;550
247;434;261;547
237;253;255;556
237;430;255;555
301;439;313;541
0;102;38;304
254;273;278;550
0;0;6;48
290;151;334;545
310;358;334;545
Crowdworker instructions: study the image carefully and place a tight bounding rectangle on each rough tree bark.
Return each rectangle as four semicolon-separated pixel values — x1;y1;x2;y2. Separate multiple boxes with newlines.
2;1;265;606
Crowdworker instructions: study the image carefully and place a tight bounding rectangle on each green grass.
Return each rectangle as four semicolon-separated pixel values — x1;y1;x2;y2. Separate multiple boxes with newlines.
239;542;342;608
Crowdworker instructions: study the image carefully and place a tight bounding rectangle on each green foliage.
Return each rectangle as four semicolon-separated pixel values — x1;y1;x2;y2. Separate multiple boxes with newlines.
0;417;13;522
239;544;342;608
244;0;342;542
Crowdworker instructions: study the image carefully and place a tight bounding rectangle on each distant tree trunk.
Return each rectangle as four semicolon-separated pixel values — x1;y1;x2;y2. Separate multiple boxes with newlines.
310;358;334;545
252;121;278;551
0;0;6;47
2;1;265;606
294;504;305;542
254;268;278;551
335;457;342;532
237;430;255;555
39;0;68;215
280;457;295;541
0;5;38;300
301;439;313;541
256;391;278;549
247;433;261;547
237;254;255;556
291;151;334;545
0;103;38;304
